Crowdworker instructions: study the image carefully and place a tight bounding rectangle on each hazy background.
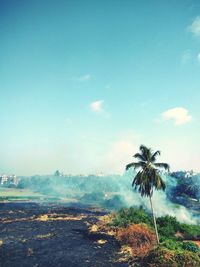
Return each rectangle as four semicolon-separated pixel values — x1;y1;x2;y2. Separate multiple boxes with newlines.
1;0;200;175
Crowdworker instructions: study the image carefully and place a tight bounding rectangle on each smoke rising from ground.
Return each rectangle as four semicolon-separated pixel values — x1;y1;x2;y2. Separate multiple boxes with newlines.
17;171;200;225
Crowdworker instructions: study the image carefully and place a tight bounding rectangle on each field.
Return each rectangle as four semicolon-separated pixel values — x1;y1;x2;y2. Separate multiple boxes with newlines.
0;188;199;266
0;188;77;203
0;201;128;267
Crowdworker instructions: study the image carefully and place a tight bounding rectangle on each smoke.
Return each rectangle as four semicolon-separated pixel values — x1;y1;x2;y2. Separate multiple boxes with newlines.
17;171;200;225
109;172;199;225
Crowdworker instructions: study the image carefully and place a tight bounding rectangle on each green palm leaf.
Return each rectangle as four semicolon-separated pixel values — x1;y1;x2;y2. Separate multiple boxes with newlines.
125;144;169;244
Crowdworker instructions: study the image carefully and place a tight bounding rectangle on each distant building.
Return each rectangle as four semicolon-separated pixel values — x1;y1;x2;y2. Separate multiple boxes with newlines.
0;174;18;187
0;175;8;185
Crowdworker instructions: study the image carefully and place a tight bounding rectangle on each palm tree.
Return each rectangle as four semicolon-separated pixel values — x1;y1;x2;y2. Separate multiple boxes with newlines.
126;145;170;244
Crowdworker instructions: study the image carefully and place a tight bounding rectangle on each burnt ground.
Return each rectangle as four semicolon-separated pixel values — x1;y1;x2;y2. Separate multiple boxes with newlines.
0;202;128;267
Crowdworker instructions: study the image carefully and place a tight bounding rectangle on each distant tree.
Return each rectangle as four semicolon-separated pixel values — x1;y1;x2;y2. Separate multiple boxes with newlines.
186;179;200;200
54;170;61;177
171;174;200;200
126;145;170;244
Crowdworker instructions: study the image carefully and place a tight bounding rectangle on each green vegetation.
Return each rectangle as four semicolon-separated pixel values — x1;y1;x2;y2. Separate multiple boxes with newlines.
112;206;151;227
157;215;181;239
179;223;200;240
170;172;200;201
182;241;200;253
0;187;62;202
126;144;170;243
120;145;200;265
111;207;200;266
143;246;200;267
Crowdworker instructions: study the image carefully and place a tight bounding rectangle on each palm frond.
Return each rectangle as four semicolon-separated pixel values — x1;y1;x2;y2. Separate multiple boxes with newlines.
152;169;166;191
154;163;170;171
132;169;153;197
139;145;149;160
133;153;146;162
150;150;161;162
139;145;148;153
126;162;144;171
126;144;169;197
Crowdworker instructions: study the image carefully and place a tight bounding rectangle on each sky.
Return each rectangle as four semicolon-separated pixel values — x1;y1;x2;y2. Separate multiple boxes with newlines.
0;0;200;175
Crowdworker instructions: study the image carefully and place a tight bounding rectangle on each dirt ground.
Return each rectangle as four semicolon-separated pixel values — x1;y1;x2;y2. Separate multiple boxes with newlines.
0;202;128;267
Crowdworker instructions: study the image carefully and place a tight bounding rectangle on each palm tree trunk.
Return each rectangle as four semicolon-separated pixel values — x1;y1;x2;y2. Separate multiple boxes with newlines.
149;196;159;244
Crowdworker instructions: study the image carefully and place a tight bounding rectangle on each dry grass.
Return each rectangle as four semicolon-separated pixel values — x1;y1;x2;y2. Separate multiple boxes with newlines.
116;223;156;257
89;214;157;262
36;213;87;221
89;224;99;232
1;213;87;223
96;239;107;245
1;216;35;223
36;233;53;239
89;214;133;262
117;245;133;262
89;214;116;236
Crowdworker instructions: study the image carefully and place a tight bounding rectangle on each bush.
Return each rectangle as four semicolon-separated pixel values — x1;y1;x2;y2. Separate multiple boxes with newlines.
112;207;151;227
182;241;200;253
174;250;200;267
142;246;200;267
161;238;183;251
156;215;200;240
117;223;156;257
156;215;181;239
179;223;200;240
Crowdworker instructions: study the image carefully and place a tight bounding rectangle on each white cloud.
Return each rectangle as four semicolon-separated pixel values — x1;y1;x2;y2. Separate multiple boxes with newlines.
188;16;200;37
161;107;192;125
90;100;103;113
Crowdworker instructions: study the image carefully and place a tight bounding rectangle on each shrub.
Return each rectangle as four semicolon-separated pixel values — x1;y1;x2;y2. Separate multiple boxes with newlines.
112;207;151;227
161;238;183;251
142;246;176;266
116;223;156;257
142;246;200;267
174;250;200;266
156;215;200;240
156;215;181;239
182;241;200;253
179;223;200;240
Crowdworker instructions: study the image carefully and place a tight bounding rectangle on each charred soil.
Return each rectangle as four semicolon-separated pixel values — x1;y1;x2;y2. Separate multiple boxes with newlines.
0;202;128;267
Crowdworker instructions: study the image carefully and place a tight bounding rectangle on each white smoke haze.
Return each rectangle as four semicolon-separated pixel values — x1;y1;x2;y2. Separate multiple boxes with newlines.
113;172;199;225
145;191;197;225
18;171;200;225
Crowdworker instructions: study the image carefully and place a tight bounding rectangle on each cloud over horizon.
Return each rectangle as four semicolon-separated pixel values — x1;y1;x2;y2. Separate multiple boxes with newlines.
161;107;192;125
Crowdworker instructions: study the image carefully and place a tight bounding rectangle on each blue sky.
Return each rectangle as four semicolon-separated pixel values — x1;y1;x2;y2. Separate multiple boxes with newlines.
1;0;200;175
